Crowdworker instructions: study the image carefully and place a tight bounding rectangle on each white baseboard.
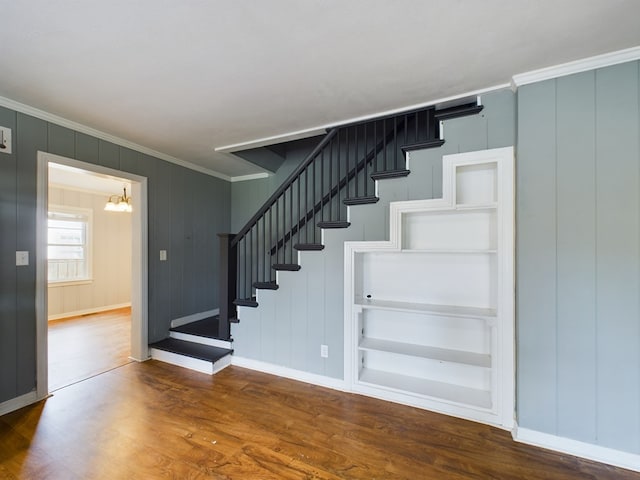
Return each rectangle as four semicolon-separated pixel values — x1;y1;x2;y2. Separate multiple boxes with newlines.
231;356;348;391
48;302;131;321
0;390;39;416
513;424;640;473
170;308;219;328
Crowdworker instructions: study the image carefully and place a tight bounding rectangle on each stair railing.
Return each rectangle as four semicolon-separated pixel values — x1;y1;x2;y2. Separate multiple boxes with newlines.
217;100;483;336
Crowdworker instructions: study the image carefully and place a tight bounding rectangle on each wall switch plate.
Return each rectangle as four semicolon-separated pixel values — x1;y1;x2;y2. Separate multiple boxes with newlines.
320;344;329;358
159;250;167;261
16;251;29;266
0;126;12;154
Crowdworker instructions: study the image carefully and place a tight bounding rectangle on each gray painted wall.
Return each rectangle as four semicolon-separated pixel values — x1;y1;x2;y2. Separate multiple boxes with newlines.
0;108;230;404
517;61;640;453
232;90;516;379
230;137;323;233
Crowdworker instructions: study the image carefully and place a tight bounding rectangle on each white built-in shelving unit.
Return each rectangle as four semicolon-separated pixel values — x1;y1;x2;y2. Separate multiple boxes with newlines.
344;147;514;428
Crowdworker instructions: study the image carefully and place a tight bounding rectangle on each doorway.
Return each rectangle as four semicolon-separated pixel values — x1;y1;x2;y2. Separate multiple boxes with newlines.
36;152;149;398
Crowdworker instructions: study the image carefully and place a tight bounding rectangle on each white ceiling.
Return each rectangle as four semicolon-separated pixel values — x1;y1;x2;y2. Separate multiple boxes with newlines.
2;1;640;179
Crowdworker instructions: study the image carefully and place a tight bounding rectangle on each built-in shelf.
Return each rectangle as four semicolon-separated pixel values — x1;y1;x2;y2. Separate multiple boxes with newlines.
359;368;492;409
359;337;491;368
356;299;496;319
454;203;497;211
399;249;497;254
346;147;514;428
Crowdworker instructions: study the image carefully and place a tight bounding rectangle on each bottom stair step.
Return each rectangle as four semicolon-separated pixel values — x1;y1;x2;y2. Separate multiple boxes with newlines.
150;338;233;375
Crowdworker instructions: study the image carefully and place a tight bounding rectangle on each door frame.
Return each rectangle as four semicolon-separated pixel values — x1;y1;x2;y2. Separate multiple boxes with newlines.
35;151;149;399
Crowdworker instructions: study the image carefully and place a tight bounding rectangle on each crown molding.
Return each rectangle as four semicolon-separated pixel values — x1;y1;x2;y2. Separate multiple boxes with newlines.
512;45;640;89
0;95;232;181
230;172;270;183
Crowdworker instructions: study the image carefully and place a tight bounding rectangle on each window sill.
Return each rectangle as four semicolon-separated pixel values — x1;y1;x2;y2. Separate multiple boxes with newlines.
48;279;93;288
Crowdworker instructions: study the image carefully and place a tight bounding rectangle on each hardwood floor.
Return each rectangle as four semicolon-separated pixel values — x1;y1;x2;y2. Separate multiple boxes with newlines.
48;308;132;391
1;361;637;479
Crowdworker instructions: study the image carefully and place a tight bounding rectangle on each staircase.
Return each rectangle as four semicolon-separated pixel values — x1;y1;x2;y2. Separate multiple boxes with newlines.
151;96;486;375
149;315;233;374
225;99;484;312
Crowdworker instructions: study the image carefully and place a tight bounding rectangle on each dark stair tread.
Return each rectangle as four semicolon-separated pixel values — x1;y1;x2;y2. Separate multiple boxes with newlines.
401;139;445;153
343;196;380;206
370;170;411;181
294;243;325;251
170;316;231;341
272;264;301;271
317;221;351;229
150;338;233;363
253;281;279;290
434;103;484;121
234;298;258;308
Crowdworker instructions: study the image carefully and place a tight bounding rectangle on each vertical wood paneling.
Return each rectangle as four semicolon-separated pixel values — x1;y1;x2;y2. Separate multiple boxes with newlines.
48;124;75;158
182;171;196;314
595;62;640;452
151;158;172;342
75;133;99;165
487;90;517;149
516;80;558;433
16;114;46;395
555;72;597;442
0;107;18;402
1;102;232;404
98;140;120;171
169;166;185;320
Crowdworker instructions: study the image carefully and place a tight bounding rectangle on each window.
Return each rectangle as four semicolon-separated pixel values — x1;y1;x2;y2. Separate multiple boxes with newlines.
48;206;92;284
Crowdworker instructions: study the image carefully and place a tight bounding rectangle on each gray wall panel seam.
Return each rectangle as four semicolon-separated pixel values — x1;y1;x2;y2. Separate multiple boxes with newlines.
554;78;559;436
593;68;599;443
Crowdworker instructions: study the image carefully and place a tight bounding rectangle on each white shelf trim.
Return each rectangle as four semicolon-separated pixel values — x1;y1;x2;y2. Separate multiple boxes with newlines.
356;298;497;319
359;368;492;409
399;249;497;254
359;337;491;368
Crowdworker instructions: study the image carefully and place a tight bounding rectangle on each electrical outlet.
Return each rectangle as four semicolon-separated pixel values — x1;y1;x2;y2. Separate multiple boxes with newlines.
320;344;329;358
0;126;12;154
159;250;167;261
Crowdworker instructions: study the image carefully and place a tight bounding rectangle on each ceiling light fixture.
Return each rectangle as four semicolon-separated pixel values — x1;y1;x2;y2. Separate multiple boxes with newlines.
104;187;132;213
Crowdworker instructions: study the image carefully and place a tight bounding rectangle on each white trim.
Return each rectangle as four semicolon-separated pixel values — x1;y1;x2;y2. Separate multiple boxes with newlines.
47;303;131;321
513;424;640;474
170;308;219;328
215;128;328;153
36;158;49;399
150;348;232;375
169;331;232;349
0;95;231;181
0;391;40;416
37;152;149;399
215;83;510;153
230;172;271;182
232;356;348;391
512;45;640;88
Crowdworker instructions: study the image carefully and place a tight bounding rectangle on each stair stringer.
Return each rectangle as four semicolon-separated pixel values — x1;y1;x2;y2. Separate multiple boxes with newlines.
232;89;516;383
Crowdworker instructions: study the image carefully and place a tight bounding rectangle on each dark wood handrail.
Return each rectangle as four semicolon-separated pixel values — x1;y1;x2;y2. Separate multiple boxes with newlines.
230;128;338;247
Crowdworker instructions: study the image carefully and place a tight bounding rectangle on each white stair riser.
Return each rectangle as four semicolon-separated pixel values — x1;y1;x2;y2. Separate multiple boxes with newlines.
169;331;233;349
150;348;232;375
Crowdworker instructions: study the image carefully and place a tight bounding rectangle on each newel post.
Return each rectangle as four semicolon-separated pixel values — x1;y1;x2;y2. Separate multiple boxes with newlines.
217;233;237;340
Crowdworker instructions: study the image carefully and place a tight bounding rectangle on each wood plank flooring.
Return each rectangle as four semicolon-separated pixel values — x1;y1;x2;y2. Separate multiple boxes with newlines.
1;361;637;479
48;308;132;391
